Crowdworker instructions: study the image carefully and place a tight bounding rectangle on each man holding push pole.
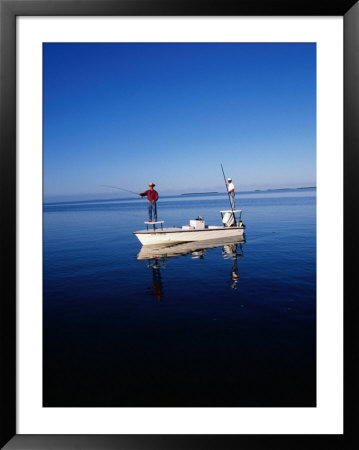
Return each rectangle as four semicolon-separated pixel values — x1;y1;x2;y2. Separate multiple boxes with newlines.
139;182;159;222
226;177;235;210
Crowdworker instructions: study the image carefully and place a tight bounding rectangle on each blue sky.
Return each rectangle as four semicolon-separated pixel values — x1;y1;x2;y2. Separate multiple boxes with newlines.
43;43;316;201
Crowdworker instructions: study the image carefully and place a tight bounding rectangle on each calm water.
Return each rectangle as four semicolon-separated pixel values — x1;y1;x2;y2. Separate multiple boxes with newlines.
43;189;316;407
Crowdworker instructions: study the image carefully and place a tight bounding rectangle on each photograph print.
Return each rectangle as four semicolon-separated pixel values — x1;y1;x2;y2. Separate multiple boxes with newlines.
43;42;316;407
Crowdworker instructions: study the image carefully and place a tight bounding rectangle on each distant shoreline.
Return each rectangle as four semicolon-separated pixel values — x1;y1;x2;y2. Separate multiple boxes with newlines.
255;186;316;192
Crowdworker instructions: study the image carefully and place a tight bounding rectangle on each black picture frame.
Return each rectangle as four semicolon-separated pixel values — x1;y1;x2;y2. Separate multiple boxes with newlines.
1;0;357;448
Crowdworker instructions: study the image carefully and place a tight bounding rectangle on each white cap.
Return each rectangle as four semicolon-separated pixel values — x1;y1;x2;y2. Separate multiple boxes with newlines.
227;178;232;181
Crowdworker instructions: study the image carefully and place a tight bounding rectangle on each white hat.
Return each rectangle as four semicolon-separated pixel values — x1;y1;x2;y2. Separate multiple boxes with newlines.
227;177;232;181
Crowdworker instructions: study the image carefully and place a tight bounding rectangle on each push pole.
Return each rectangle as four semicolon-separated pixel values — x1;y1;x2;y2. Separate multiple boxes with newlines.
220;164;237;225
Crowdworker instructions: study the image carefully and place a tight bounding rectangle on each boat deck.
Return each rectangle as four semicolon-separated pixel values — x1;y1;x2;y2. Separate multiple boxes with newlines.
134;225;243;234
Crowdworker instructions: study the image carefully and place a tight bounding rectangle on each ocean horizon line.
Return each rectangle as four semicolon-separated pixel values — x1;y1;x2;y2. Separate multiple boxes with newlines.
44;186;316;206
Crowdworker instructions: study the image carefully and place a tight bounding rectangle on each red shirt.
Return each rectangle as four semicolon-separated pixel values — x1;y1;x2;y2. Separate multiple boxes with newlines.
140;189;159;202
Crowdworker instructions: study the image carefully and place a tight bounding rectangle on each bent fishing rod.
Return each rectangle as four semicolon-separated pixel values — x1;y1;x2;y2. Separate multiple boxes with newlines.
101;184;140;196
220;163;237;225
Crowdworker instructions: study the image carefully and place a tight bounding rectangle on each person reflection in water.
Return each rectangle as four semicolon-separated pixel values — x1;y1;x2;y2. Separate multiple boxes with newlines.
147;258;164;302
230;258;239;290
222;243;244;290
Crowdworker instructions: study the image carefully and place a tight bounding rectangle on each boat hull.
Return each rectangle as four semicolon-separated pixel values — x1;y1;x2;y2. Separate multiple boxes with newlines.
133;226;245;246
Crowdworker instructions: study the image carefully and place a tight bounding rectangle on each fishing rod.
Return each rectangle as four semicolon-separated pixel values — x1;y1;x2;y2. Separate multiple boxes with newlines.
220;163;237;225
101;184;139;196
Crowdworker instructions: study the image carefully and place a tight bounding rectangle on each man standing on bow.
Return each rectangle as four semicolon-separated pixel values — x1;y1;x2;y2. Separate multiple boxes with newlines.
226;177;235;210
139;182;159;222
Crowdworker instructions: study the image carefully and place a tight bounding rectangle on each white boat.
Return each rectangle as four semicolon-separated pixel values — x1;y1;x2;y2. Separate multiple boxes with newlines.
133;210;245;246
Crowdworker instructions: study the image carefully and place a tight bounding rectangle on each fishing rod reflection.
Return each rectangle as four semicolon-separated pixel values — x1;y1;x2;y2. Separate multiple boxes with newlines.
138;236;245;300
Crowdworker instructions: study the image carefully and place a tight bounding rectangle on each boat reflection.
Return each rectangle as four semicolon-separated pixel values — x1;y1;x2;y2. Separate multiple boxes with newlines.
139;236;245;298
137;235;245;261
